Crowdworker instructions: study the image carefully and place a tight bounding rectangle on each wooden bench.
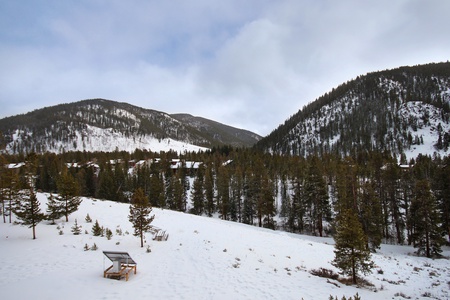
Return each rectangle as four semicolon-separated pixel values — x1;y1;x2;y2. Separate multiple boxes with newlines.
103;263;137;281
153;230;169;241
103;251;137;282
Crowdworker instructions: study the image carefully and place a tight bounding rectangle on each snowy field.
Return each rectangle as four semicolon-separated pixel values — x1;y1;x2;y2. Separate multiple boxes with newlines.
1;193;449;300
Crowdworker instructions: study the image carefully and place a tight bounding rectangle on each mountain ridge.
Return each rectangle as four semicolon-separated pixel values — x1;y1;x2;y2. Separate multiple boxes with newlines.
0;99;262;154
256;62;450;160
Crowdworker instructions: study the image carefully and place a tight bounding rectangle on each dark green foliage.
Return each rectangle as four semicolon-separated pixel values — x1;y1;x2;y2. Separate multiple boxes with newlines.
0;159;20;224
128;188;155;247
332;208;374;284
1;135;450;252
14;190;45;239
328;294;361;300
71;219;82;235
410;179;444;257
46;194;64;224
190;166;204;215
359;181;383;251
56;168;82;222
91;220;102;236
85;213;92;223
105;228;113;240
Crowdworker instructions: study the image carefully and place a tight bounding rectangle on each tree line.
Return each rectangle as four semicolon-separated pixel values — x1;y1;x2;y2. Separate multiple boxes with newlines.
1;147;449;257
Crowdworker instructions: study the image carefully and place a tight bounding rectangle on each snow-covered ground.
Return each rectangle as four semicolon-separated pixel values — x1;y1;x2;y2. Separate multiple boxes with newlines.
7;125;209;154
1;193;449;300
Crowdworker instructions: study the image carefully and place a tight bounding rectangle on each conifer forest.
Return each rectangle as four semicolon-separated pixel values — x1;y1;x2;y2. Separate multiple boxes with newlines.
1;147;449;258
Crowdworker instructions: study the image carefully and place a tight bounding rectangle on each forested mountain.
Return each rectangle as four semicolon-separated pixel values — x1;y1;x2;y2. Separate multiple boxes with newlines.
256;62;450;160
0;99;262;154
1;63;450;261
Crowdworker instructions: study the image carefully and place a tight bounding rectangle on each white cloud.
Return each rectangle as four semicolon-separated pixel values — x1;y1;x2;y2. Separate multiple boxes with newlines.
0;0;449;136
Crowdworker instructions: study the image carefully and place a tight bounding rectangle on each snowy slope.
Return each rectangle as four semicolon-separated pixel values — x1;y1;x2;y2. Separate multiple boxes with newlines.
1;193;449;300
6;125;208;154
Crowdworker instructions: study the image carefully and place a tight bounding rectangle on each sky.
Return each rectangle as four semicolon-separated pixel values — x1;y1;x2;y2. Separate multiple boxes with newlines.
0;0;449;136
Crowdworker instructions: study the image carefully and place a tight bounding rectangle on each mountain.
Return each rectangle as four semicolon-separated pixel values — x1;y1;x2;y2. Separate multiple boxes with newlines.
0;99;262;154
256;62;450;160
171;113;261;147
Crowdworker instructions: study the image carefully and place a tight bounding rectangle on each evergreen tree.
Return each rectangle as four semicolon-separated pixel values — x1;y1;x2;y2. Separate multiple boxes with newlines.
382;162;405;244
95;163;115;200
85;213;92;223
190;166;204;215
260;174;276;229
105;228;113;240
289;164;305;232
56;168;82;222
71;219;82;235
204;164;215;217
332;208;374;284
149;169;165;208
128;188;155;247
359;181;383;251
434;155;450;243
242;167;257;225
229;168;243;222
91;220;102;236
217;165;230;220
1;165;20;223
14;190;45;239
46;194;64;224
410;179;444;258
303;156;330;236
171;171;187;212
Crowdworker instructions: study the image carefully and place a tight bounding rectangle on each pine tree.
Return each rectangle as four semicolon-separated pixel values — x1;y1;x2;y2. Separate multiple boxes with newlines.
128;188;155;247
303;156;330;236
46;193;64;224
71;219;82;235
149;170;165;208
190;167;204;215
217;165;230;220
359;181;383;251
56;168;82;222
230;166;243;222
91;220;102;236
85;213;92;223
1;166;20;224
410;179;444;258
14;190;45;239
332;208;374;284
204;164;215;217
105;228;113;240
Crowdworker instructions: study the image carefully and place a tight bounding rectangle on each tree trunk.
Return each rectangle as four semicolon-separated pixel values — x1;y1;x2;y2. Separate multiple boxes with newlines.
352;248;357;284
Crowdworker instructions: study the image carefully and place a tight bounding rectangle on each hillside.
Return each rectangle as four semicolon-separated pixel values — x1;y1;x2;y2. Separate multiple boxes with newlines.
171;113;261;148
256;62;450;160
0;99;261;154
1;193;449;299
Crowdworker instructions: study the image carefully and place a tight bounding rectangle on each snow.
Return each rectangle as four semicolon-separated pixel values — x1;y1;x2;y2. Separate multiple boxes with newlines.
1;194;450;299
6;125;209;154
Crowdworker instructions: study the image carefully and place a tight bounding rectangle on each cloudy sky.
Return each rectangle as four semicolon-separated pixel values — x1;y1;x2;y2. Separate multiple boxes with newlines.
0;0;449;136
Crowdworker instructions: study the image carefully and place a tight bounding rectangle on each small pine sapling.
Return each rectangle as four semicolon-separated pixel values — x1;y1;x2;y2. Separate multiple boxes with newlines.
91;243;98;251
105;228;113;240
91;220;102;236
71;219;82;235
85;213;92;223
84;243;90;251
